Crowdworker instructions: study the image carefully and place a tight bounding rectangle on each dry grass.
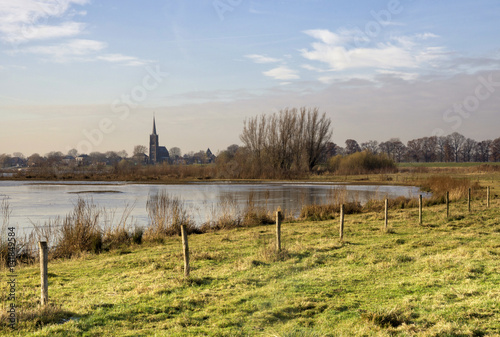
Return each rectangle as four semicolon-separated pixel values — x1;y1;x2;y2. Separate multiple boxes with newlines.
145;191;198;241
421;175;479;200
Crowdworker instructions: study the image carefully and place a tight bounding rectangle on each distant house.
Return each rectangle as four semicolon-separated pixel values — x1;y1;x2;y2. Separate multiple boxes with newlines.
9;157;27;168
62;155;76;165
206;148;216;163
76;154;90;166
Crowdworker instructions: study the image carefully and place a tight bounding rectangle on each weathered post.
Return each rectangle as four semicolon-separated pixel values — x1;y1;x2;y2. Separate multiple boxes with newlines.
39;241;48;306
446;191;450;218
276;210;282;252
180;225;190;277
384;199;388;231
419;195;423;225
468;188;471;213
339;204;345;241
487;186;490;208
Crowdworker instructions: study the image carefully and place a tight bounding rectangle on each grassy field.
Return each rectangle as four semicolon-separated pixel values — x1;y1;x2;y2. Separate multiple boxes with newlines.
398;162;500;168
1;184;499;336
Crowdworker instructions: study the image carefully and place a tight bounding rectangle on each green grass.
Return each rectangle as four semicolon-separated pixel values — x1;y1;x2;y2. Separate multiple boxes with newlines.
398;162;500;168
2;196;499;336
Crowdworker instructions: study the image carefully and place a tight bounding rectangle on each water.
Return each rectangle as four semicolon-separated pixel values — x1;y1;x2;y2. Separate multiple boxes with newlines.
0;180;428;232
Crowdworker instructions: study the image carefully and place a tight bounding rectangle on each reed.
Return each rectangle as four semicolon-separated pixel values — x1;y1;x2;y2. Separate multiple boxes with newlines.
145;191;197;242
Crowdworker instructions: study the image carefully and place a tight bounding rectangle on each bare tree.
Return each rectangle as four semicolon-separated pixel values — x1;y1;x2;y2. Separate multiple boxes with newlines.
475;140;492;162
460;138;477;162
345;139;361;155
67;149;78;157
240;107;332;176
447;132;465;162
169;147;182;158
361;140;379;154
133;145;148;156
491;138;500;162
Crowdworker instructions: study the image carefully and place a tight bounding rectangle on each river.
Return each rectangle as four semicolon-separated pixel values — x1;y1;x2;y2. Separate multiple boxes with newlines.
0;180;428;232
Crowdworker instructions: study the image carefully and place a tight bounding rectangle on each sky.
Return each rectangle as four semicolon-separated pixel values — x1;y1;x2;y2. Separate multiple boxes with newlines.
1;0;500;157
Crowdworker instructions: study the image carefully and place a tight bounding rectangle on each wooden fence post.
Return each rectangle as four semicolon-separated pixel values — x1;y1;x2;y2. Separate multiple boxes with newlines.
487;187;490;208
339;204;345;241
446;191;450;218
384;199;388;231
180;225;190;277
419;195;423;225
468;188;471;213
39;241;48;306
276;210;282;252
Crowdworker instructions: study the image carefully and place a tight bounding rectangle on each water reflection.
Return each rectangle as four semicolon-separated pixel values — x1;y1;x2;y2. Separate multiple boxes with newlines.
0;181;428;232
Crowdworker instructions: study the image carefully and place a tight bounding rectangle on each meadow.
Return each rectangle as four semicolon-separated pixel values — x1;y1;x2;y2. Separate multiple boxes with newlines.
0;169;499;336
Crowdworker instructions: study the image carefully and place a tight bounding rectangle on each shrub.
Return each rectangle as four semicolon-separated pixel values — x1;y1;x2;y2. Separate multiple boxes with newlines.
145;191;197;241
420;176;479;200
328;151;397;175
53;198;103;259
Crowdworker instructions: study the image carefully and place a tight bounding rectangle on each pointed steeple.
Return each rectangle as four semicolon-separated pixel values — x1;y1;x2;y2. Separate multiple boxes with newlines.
152;114;157;135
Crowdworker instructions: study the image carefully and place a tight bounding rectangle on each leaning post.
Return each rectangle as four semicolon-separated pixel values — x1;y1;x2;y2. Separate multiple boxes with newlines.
180;225;190;277
419;195;423;225
276;210;282;252
384;199;389;232
468;188;471;213
39;241;48;306
446;191;450;218
339;204;345;241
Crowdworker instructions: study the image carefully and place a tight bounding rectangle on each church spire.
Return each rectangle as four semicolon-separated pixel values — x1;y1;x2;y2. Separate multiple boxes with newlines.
152;114;157;135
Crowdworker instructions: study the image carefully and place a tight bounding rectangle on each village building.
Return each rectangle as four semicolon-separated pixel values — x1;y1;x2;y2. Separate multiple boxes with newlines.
149;117;169;165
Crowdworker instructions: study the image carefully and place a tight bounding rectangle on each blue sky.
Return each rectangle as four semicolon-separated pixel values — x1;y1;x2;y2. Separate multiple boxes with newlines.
1;0;500;156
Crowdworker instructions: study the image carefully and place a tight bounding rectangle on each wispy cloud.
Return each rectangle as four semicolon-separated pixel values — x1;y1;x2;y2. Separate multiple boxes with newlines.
300;29;448;77
263;66;300;80
20;39;106;62
245;54;281;63
0;0;89;43
18;40;152;66
97;54;152;67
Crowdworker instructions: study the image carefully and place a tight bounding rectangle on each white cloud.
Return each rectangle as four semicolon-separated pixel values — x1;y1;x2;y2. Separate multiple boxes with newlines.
302;64;327;72
97;53;152;67
303;29;347;45
416;33;439;40
377;70;419;81
263;66;300;80
21;39;107;62
300;29;447;75
0;0;89;43
245;54;281;63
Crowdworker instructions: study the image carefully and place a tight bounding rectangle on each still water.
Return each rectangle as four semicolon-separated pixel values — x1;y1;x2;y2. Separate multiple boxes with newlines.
0;180;427;231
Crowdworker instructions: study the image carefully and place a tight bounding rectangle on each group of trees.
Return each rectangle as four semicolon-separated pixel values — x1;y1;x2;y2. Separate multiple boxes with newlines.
215;107;333;178
0;146;215;169
339;132;500;163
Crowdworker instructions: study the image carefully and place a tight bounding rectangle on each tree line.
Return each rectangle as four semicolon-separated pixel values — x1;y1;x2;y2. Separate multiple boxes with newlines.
2;107;500;179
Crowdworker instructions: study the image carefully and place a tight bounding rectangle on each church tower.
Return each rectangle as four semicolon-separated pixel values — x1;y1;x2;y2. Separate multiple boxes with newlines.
149;116;159;164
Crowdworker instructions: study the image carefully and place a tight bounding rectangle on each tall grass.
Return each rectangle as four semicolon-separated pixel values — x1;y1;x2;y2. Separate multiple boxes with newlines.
420;176;479;200
0;198;11;267
145;191;197;241
300;187;363;220
52;198;102;258
200;192;274;232
328;151;397;175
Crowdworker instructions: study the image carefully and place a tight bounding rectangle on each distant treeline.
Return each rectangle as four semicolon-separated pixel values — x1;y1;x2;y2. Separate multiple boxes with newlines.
2;107;500;180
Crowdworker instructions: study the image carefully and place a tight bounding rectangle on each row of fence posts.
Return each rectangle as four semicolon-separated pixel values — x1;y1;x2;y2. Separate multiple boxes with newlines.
34;186;494;305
